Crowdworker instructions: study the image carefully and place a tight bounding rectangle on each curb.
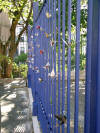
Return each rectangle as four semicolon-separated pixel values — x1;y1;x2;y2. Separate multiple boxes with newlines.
28;88;41;133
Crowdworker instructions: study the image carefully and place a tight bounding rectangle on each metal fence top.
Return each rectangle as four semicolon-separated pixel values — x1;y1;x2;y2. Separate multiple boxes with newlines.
33;0;47;24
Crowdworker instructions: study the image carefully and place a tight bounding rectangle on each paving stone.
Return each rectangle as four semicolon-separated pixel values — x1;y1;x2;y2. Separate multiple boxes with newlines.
0;79;33;133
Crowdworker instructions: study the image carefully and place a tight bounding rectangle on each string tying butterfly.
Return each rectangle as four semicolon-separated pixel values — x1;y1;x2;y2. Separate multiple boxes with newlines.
56;26;71;47
62;38;71;47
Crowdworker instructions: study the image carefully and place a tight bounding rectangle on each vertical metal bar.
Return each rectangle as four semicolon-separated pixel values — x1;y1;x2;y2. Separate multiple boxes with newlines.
40;13;42;109
41;11;44;109
58;0;61;132
67;0;72;132
48;0;51;130
39;13;43;129
31;28;35;98
74;0;81;132
45;3;50;131
54;0;56;132
37;17;41;121
37;17;41;120
46;0;49;120
45;3;48;115
96;3;100;133
28;26;31;88
44;5;48;131
33;2;39;116
87;0;100;133
84;0;93;133
45;2;50;131
43;6;45;115
62;0;65;132
52;0;54;130
41;8;45;132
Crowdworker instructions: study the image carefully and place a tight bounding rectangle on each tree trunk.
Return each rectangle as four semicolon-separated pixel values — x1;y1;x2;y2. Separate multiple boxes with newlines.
0;70;1;78
6;63;12;78
0;58;12;78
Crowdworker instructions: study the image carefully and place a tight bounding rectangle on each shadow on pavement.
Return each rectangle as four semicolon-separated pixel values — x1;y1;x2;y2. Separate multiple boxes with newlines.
0;79;33;133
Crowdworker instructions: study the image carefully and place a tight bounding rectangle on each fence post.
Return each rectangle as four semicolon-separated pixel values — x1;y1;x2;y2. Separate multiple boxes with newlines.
33;2;39;116
85;0;100;133
28;26;31;88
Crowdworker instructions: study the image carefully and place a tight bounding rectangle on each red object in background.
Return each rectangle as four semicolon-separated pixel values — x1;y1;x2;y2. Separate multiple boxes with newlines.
40;50;44;54
36;25;40;29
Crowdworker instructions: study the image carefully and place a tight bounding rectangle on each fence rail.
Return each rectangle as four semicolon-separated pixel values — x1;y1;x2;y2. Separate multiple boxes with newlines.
28;0;100;133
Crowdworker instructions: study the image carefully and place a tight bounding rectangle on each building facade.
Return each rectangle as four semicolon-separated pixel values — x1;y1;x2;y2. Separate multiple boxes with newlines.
16;25;28;56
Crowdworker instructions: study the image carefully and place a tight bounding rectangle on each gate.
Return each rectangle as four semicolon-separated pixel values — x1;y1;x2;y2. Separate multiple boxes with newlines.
28;0;100;133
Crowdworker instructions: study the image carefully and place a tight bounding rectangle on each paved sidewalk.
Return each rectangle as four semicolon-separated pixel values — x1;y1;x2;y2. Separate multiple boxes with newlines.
0;78;33;133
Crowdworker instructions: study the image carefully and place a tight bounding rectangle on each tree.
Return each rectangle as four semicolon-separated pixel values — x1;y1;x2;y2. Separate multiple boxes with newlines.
14;53;27;64
0;0;33;78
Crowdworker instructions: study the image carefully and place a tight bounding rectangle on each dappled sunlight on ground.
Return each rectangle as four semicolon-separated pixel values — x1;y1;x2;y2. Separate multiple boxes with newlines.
1;103;15;114
0;78;33;133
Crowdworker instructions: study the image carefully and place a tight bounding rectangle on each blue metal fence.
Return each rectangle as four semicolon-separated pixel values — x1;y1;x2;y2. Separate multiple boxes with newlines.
27;0;100;133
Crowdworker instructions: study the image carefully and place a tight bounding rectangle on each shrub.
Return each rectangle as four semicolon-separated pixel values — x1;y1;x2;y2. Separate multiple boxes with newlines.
14;53;27;64
12;62;28;78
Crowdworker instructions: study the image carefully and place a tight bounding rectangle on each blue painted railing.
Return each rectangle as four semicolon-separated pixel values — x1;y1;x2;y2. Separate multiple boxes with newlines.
28;0;100;133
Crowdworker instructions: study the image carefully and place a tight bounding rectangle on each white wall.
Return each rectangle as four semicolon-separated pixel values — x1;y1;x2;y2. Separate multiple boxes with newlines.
16;25;28;55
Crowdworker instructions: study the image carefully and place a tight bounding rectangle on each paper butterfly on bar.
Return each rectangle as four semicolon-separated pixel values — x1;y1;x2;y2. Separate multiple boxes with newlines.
44;32;51;38
36;69;40;73
36;44;40;48
50;39;56;47
38;78;43;82
35;33;39;36
31;58;34;64
34;66;38;70
40;27;44;31
36;25;40;30
43;62;50;69
40;50;44;54
48;69;55;78
46;11;52;18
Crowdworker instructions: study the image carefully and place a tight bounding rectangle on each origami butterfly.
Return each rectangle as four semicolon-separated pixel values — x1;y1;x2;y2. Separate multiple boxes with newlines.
48;69;55;78
40;50;44;54
36;25;40;30
46;11;52;18
44;32;51;38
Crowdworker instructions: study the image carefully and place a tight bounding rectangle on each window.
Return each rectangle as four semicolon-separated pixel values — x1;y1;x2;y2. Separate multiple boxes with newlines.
20;37;24;42
20;47;24;54
19;28;22;32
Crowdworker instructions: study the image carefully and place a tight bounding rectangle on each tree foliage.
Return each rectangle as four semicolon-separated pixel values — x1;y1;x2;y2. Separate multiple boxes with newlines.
0;0;33;58
0;0;34;77
14;53;27;64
